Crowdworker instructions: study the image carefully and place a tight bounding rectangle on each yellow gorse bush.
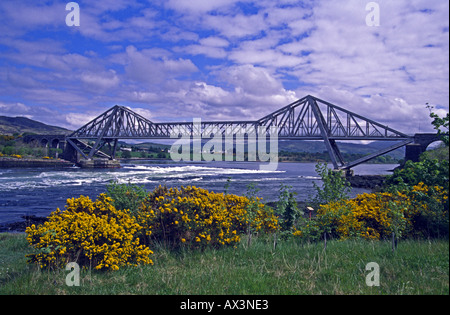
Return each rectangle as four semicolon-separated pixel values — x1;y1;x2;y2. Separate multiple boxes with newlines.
26;194;153;271
25;185;279;271
316;192;407;240
138;185;279;248
296;182;449;241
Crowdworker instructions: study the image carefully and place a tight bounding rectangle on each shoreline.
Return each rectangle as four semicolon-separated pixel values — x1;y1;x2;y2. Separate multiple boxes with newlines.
0;157;74;168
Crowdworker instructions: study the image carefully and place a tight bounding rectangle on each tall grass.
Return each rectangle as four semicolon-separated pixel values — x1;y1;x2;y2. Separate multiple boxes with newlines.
1;233;448;295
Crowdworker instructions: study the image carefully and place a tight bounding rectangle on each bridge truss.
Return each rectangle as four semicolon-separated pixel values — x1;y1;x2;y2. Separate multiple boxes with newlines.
66;95;414;170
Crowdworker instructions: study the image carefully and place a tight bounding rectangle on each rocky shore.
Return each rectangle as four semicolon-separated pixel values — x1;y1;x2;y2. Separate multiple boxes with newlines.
0;157;73;168
0;215;48;233
346;174;387;191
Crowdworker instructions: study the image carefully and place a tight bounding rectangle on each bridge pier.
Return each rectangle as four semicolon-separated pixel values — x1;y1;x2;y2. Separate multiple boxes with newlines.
405;144;423;162
404;133;442;163
78;159;121;168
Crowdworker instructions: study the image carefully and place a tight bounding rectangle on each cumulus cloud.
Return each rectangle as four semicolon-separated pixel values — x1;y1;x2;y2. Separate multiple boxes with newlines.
124;45;198;85
80;70;120;91
218;64;285;96
164;0;240;14
0;0;447;134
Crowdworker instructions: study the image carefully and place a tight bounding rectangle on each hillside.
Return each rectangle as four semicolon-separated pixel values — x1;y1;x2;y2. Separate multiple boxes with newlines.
0;116;71;135
278;140;405;159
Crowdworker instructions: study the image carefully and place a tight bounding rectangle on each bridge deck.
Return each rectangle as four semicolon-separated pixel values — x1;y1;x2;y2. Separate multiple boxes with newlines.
48;95;432;169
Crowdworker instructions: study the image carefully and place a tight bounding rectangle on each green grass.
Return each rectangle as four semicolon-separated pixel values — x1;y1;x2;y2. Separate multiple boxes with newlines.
0;233;448;295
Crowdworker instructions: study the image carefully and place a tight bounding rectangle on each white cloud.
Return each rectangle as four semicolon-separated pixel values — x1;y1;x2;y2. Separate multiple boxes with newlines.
64;112;101;130
0;0;447;135
164;0;240;14
202;13;266;39
127;107;154;121
182;44;228;59
124;45;198;85
181;36;230;59
199;37;229;48
80;70;120;91
0;101;32;116
218;64;284;96
0;1;65;30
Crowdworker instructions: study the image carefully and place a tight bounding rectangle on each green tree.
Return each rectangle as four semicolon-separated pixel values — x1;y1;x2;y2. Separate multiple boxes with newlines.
276;184;303;233
312;162;351;206
121;150;132;159
427;104;449;146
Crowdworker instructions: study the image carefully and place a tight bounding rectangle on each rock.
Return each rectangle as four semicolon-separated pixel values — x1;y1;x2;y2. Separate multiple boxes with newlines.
346;175;387;190
0;215;48;233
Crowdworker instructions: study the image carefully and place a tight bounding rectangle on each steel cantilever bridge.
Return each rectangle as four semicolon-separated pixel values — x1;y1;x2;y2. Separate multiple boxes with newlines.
63;95;435;170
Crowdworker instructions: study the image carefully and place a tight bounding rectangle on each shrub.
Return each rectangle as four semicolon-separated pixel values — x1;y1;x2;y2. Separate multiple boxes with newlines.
385;159;449;191
312;162;351;207
106;181;147;214
137;185;279;249
26;194;153;271
293;182;448;241
316;192;409;240
276;184;303;235
401;182;449;238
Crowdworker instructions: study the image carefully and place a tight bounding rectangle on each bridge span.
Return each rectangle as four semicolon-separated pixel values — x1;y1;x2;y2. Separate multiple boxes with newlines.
24;95;441;169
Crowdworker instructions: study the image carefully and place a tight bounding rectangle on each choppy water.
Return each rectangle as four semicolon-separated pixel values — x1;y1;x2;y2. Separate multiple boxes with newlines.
0;161;397;225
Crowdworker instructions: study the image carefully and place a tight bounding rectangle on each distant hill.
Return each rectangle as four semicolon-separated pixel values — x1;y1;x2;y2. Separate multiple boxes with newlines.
134;139;404;160
278;140;405;159
0;116;71;135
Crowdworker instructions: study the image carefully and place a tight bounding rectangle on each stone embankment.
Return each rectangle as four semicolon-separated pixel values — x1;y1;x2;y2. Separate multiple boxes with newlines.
0;157;121;168
78;159;121;168
0;157;73;168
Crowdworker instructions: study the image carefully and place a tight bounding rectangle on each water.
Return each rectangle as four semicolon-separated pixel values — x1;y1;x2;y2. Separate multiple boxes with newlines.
0;161;398;225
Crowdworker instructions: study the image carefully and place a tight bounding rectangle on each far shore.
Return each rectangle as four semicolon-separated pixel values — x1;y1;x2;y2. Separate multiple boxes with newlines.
0;157;74;168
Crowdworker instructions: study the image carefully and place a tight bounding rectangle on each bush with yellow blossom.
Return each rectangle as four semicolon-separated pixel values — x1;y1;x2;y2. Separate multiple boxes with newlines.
137;185;279;249
293;182;448;241
26;194;153;271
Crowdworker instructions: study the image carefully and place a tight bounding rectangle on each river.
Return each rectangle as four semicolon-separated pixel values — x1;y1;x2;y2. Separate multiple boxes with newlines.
0;161;398;225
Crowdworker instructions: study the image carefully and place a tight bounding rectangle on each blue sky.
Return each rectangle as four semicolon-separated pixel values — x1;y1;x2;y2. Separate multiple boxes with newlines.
0;0;448;134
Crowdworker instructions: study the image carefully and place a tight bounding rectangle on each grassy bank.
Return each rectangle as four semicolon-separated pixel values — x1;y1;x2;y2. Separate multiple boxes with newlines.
1;233;447;295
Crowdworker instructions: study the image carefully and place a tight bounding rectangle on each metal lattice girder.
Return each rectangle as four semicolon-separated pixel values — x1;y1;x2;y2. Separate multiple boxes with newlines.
66;95;414;169
257;95;409;140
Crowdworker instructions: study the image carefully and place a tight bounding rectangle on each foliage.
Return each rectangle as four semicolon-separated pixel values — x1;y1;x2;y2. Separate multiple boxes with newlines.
137;185;279;249
106;181;147;215
420;144;449;162
293;182;448;241
276;184;303;234
0;134;55;158
25;194;153;271
385;159;449;191
278;150;400;164
382;132;449;238
427;106;449;146
315;192;409;240
401;182;449;238
312;162;351;206
243;183;261;240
